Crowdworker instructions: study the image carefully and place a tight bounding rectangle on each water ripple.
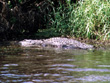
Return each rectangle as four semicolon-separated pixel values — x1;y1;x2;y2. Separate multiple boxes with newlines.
49;68;110;72
97;65;110;68
65;68;110;72
3;64;18;67
50;64;76;67
1;74;32;78
76;75;110;82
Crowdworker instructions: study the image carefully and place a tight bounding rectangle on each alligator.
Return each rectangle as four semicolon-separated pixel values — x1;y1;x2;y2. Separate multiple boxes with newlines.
19;37;94;50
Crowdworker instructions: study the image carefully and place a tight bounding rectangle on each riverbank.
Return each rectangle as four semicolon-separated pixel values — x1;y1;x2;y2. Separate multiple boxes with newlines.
74;37;110;50
1;36;110;51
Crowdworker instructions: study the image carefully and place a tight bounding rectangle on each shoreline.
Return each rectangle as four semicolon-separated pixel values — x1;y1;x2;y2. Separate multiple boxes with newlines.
0;37;110;50
73;37;110;50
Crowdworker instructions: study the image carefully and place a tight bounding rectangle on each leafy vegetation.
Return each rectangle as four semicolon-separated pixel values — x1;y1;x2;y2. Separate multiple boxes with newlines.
0;0;56;40
72;0;110;40
0;0;110;40
46;0;110;40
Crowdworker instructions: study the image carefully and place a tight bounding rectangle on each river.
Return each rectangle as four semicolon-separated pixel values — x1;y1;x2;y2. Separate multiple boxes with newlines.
0;45;110;83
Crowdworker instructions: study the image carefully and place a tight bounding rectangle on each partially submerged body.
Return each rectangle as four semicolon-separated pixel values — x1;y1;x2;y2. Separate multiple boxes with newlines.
19;37;94;50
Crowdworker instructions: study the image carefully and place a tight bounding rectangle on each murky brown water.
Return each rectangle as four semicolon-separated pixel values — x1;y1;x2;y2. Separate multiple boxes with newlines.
0;46;110;83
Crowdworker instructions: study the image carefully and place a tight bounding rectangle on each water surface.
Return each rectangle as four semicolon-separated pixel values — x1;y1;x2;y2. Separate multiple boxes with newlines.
0;46;110;83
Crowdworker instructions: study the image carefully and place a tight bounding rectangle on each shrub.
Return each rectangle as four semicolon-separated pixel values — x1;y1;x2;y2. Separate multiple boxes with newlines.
48;0;110;40
47;2;76;36
72;0;110;40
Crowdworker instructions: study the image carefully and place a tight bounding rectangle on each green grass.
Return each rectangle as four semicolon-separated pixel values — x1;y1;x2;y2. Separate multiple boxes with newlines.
46;0;110;40
72;0;110;40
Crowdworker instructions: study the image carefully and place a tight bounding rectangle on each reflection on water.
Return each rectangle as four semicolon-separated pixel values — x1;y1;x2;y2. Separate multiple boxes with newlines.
0;46;110;83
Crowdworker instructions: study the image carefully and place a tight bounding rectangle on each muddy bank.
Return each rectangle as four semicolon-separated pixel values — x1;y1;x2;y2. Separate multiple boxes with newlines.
75;38;110;50
1;37;110;50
